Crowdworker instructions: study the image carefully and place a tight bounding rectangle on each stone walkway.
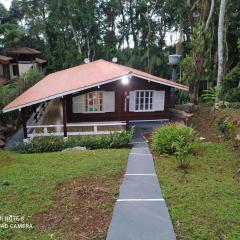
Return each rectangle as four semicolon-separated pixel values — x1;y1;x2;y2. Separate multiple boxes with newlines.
107;128;176;240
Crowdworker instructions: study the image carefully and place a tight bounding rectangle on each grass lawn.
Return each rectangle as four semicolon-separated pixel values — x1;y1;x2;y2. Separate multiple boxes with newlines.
154;143;240;240
0;148;129;240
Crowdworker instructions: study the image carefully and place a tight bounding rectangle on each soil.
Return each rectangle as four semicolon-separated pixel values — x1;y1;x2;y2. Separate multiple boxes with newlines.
190;104;240;143
190;104;221;142
34;175;122;240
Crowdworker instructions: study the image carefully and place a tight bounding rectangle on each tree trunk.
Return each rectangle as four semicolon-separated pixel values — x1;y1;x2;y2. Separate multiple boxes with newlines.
69;19;82;55
217;0;228;98
189;82;199;105
205;0;215;31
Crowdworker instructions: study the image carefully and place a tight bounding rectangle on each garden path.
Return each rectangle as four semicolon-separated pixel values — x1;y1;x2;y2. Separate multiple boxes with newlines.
107;127;176;240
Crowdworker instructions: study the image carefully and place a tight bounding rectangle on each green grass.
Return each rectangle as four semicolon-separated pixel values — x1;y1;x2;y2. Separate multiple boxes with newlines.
155;143;240;240
0;149;129;239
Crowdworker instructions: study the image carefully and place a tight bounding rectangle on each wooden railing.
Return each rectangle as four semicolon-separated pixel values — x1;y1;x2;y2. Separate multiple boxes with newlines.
26;121;127;138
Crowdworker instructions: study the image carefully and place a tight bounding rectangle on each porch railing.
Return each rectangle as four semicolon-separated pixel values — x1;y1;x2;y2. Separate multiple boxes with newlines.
26;121;127;138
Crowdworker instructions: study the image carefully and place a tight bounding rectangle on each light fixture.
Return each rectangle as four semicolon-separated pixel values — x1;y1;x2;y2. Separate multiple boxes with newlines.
112;57;118;63
121;76;129;85
84;58;90;64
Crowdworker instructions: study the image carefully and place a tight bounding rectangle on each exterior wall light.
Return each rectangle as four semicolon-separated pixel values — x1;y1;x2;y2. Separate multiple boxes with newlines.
121;76;129;85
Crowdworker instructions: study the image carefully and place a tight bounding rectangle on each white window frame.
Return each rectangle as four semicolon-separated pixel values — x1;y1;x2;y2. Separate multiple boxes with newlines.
134;90;154;112
84;91;104;113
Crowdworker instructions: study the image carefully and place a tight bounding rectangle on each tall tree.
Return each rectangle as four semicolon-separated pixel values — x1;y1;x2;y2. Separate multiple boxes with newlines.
216;0;228;99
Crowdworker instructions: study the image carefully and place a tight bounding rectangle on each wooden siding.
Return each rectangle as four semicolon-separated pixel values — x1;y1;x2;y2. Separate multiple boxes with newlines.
66;76;171;122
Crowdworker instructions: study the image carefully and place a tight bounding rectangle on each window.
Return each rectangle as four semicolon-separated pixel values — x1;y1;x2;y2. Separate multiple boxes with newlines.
85;91;103;112
135;90;153;111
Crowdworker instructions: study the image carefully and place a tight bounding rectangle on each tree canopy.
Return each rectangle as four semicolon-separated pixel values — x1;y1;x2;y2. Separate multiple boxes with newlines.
0;0;239;103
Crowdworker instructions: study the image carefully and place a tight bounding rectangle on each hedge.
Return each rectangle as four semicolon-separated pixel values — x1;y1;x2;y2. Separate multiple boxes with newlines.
10;128;135;153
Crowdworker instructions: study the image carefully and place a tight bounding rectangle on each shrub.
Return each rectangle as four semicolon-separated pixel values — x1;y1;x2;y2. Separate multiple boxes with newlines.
224;88;240;102
151;124;197;155
172;136;195;168
201;88;217;103
217;118;235;138
10;128;135;153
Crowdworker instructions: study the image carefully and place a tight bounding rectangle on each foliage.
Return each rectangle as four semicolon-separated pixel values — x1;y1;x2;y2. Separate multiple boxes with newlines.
230;102;240;109
0;69;44;126
19;68;45;90
0;0;239;106
224;88;240;102
172;135;195;168
10;128;134;153
224;63;240;87
201;87;217;103
181;25;214;104
0;148;129;239
175;89;190;104
155;143;240;239
151;124;197;156
218;118;234;136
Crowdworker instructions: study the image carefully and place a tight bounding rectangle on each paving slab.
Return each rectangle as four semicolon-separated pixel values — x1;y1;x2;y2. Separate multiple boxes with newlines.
126;154;155;174
119;175;163;199
130;147;151;154
131;142;149;148
107;201;176;240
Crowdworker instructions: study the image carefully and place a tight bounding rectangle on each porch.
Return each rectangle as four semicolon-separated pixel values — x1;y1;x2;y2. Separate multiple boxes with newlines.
26;99;127;139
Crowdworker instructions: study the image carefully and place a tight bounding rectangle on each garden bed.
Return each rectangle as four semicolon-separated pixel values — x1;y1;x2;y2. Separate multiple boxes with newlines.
10;128;134;153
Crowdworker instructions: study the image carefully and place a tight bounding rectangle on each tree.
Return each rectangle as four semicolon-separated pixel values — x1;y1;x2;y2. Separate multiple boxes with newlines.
216;0;228;100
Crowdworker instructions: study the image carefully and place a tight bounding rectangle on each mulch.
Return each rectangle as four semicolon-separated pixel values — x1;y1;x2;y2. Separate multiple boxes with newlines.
34;175;122;240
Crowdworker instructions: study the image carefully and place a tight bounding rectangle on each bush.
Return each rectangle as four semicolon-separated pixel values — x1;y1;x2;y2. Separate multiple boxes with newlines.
10;128;135;153
224;88;240;102
172;136;196;168
151;124;197;155
230;102;240;109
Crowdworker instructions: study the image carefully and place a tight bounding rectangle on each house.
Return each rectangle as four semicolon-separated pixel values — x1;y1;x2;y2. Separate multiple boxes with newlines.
3;59;188;139
0;47;47;84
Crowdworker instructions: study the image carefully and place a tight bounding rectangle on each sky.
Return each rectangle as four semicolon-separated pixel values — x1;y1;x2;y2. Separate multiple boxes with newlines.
0;0;11;9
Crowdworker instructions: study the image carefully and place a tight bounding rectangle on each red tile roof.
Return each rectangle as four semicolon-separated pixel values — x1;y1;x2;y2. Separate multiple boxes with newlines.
3;59;188;112
0;55;13;64
10;47;41;55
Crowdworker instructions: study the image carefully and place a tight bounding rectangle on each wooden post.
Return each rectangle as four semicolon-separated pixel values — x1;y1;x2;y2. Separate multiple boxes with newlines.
126;120;129;131
21;108;28;139
62;96;67;137
126;90;129;131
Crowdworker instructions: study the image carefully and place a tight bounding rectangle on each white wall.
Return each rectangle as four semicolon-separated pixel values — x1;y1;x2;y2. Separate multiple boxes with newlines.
18;63;36;75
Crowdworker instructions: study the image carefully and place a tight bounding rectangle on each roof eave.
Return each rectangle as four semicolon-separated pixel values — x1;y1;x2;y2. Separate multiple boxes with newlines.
3;73;132;113
132;73;189;91
3;72;188;113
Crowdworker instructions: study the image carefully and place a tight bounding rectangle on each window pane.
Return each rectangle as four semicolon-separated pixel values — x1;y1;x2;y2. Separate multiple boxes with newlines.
85;91;103;112
145;96;149;110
